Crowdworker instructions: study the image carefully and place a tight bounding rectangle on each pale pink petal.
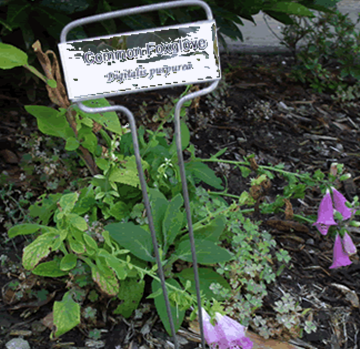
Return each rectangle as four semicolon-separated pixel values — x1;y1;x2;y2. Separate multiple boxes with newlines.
342;232;357;255
214;313;253;349
332;188;353;220
201;308;221;347
313;190;337;235
330;234;352;269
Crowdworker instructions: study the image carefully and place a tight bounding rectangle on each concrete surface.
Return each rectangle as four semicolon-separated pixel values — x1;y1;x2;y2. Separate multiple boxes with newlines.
219;0;360;54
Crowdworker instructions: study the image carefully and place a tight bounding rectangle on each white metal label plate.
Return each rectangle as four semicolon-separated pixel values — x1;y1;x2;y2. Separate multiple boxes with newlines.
58;20;221;101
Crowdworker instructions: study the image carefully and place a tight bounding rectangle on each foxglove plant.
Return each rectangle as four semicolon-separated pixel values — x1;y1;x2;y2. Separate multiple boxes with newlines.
313;187;357;269
202;309;253;349
329;234;352;269
313;189;337;235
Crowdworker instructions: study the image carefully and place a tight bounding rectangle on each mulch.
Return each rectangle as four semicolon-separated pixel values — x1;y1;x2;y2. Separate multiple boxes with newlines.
0;51;360;349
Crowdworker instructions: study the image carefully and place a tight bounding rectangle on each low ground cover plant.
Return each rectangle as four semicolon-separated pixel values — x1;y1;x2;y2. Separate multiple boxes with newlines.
1;34;359;348
278;8;360;96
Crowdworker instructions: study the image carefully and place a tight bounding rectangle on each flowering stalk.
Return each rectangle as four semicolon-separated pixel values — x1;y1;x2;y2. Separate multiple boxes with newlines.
314;187;357;269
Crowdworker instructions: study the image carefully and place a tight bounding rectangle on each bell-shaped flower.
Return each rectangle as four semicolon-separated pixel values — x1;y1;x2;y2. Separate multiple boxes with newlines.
313;190;337;235
329;234;352;269
214;313;253;349
201;308;222;348
201;309;253;349
331;187;353;220
342;231;357;255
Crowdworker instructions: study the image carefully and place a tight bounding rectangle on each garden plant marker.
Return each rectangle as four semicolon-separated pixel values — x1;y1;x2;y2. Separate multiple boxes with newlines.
59;1;221;348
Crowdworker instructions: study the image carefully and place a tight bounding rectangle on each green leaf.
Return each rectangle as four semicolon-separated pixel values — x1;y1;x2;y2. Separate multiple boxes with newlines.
53;291;81;338
8;223;43;238
152;279;185;336
192;216;226;242
32;260;69;277
162;194;184;252
97;0;116;34
83;234;98;251
29;193;62;225
170;120;190;153
25;105;75;140
47;79;57;88
72;186;95;216
59;193;78;214
210;148;227;160
109;201;130;221
69;239;86;254
41;0;91;14
91;261;119;297
95;157;109;171
106;222;155;262
6;1;30;30
0;43;28;69
263;2;314;17
22;233;57;269
65;137;79;151
68;214;87;231
60;254;78;271
72;98;122;134
239;166;251;178
78;126;97;154
177;267;231;301
185;162;223;190
114;278;145;318
109;156;149;188
98;249;128;280
176;239;233;265
149;188;168;246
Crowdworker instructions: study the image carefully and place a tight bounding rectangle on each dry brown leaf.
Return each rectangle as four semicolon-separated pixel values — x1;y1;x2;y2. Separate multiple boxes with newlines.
283;199;293;220
249;157;259;171
265;219;309;233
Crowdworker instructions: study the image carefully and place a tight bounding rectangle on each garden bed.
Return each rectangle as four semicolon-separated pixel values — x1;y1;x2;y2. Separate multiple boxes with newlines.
1;52;360;349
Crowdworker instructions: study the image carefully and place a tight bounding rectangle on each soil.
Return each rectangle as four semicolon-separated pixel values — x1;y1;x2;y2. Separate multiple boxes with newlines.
1;52;360;349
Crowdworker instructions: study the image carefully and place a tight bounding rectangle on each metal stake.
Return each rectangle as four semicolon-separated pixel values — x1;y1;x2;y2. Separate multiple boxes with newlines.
60;1;221;347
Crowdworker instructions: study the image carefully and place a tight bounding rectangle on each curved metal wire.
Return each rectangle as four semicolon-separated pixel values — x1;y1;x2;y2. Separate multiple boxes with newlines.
60;0;213;43
76;102;180;349
174;80;219;349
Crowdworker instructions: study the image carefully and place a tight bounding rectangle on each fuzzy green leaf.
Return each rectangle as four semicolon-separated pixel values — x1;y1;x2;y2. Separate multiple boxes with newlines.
176;239;233;265
22;233;57;269
162;194;184;251
185;162;223;190
60;254;78;271
152;278;185;335
53;291;81;338
73;98;122;134
25;105;75;140
149;188;168;246
109;156;149;188
114;278;145;318
8;224;43;238
106;222;155;262
33;260;69;277
91;262;119;297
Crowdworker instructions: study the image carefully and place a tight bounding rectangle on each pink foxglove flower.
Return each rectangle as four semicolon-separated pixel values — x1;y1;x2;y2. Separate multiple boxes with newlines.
201;309;253;349
202;308;222;347
330;234;352;269
342;231;357;255
331;187;353;220
313;190;337;235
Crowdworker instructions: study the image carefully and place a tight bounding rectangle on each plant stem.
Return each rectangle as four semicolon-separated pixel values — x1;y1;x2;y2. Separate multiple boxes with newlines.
197;158;311;180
